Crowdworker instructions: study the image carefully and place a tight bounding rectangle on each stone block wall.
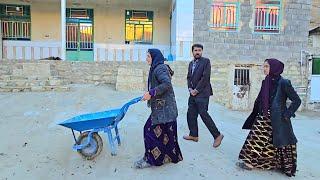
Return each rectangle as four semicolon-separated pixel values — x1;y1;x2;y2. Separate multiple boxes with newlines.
0;59;315;111
194;0;312;82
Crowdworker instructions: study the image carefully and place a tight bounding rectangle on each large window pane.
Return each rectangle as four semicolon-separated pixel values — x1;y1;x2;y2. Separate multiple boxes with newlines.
125;24;134;41
144;24;152;43
125;10;153;44
135;25;144;42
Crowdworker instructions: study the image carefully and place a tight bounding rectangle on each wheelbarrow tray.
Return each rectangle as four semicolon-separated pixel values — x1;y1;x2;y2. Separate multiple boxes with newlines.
58;108;121;132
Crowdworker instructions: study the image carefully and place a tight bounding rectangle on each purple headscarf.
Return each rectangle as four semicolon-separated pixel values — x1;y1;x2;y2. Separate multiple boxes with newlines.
261;58;284;115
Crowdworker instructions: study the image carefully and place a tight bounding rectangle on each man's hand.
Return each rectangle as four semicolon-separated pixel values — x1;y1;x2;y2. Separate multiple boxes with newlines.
189;89;198;96
142;91;152;101
284;117;290;121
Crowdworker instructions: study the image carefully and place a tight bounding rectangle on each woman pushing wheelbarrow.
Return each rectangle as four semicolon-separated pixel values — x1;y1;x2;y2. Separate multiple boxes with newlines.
133;49;183;169
58;49;183;168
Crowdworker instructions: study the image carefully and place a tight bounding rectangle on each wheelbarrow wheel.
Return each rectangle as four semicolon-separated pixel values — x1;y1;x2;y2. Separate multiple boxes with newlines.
77;132;103;160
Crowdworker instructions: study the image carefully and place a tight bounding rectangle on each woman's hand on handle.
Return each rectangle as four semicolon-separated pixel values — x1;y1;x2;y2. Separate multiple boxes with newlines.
142;92;151;101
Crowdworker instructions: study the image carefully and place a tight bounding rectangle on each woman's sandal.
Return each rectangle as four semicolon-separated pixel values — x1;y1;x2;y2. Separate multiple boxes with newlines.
134;157;152;169
236;162;253;170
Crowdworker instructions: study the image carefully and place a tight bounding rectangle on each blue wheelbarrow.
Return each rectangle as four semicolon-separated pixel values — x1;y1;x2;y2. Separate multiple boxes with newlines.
58;96;142;160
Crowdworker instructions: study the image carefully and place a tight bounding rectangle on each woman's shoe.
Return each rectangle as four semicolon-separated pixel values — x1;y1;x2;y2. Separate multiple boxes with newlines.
134;157;152;169
236;162;253;170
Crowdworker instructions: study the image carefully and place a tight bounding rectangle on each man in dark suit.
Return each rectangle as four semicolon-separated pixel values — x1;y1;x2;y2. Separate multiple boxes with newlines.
183;44;224;148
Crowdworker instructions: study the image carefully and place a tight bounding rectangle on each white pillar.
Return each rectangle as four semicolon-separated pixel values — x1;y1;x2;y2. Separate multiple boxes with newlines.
171;0;194;61
61;0;66;60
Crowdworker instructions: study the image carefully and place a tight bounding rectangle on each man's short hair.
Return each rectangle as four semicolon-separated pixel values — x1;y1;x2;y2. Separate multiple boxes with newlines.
192;44;203;51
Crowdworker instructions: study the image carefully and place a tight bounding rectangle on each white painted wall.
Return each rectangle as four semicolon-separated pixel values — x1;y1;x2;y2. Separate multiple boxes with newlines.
94;44;171;61
3;40;170;61
311;75;320;102
3;41;61;60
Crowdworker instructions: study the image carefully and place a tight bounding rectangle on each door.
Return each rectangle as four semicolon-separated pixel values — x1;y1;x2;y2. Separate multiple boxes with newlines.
66;9;93;61
311;58;320;101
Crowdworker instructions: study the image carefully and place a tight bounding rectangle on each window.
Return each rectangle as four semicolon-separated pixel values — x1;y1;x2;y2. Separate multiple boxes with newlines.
210;1;240;31
125;10;153;44
254;0;281;33
69;9;90;19
234;69;250;85
0;4;31;40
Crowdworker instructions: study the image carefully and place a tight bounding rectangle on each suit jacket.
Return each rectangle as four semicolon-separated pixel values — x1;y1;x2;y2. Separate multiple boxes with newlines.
187;57;213;97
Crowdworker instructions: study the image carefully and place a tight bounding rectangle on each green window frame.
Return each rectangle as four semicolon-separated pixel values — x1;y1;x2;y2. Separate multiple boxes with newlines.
66;8;94;51
0;4;31;40
312;58;320;75
125;10;153;44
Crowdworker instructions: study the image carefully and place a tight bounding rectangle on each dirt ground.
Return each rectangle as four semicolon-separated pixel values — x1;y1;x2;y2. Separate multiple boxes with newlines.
0;84;319;180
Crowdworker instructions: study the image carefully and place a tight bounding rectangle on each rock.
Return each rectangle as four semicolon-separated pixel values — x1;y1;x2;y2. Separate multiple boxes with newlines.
31;86;44;92
22;142;27;147
12;89;20;93
49;80;61;86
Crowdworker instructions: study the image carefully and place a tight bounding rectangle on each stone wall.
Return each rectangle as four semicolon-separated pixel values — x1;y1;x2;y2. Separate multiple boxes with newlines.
194;0;311;76
0;60;314;111
0;60;69;92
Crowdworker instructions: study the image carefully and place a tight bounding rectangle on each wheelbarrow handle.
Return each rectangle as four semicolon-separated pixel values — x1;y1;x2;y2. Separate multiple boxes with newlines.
114;96;143;122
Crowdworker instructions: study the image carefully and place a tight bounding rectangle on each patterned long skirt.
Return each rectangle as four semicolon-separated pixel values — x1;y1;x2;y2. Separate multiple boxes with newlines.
238;114;297;177
144;117;183;166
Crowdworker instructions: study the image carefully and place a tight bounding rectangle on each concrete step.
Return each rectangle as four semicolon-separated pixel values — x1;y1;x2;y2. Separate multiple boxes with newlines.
0;78;68;87
0;75;68;81
0;85;70;92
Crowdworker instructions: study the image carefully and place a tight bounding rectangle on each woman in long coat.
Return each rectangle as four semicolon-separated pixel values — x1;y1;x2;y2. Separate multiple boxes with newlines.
134;49;183;168
238;58;301;177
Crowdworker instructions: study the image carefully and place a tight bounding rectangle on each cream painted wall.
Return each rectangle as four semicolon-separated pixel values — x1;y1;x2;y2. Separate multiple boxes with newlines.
94;4;170;45
31;2;61;41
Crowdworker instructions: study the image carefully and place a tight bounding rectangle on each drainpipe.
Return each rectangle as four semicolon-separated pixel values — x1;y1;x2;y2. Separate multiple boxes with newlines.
61;0;66;60
300;50;310;87
0;20;2;60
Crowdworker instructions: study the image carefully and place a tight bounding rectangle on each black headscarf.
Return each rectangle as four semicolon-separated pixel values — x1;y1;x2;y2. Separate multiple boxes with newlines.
147;49;165;90
260;58;284;115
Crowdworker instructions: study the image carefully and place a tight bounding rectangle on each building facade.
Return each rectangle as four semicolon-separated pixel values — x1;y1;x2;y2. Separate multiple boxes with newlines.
194;0;319;110
0;0;194;61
